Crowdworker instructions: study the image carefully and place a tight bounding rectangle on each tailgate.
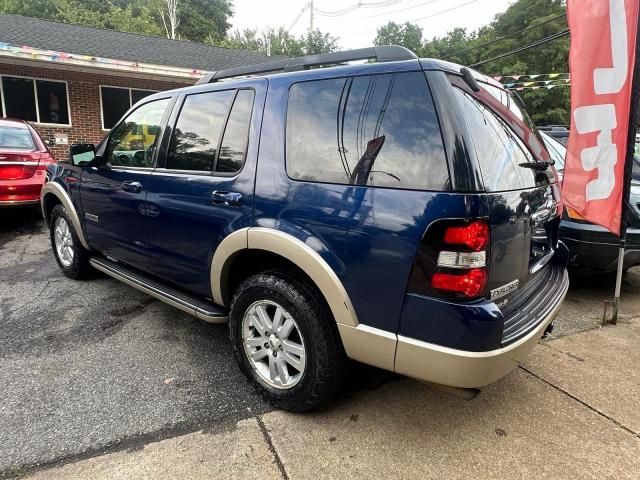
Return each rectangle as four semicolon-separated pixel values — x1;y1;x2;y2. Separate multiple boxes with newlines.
486;185;561;306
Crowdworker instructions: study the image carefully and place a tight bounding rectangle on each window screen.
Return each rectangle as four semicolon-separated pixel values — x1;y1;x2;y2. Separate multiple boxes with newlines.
217;90;255;173
101;87;131;130
452;87;536;191
166;90;235;171
36;80;69;124
3;77;37;122
286;72;448;190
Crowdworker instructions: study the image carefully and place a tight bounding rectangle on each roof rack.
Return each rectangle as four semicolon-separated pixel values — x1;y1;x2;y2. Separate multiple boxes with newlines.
195;45;417;85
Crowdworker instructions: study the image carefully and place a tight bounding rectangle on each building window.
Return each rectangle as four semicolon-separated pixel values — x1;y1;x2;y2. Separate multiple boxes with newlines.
0;76;70;125
100;86;157;130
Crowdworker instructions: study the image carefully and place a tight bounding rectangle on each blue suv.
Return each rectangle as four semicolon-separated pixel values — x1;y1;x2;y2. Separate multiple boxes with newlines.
41;46;569;411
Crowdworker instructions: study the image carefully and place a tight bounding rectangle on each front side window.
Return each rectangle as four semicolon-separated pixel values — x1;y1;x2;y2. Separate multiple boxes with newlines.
1;76;70;125
105;98;169;168
286;72;448;190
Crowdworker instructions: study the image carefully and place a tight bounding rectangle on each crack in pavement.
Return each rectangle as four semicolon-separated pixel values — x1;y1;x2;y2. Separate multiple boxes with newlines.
257;415;289;480
519;365;640;439
3;280;55;318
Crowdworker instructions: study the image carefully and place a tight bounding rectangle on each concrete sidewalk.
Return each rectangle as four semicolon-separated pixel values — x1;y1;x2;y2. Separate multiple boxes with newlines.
24;318;640;480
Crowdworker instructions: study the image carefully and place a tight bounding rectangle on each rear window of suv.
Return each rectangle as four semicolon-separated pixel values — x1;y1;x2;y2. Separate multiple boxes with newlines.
286;71;449;191
452;87;538;191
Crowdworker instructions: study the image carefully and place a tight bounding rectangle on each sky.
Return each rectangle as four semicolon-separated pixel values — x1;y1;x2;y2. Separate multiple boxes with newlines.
230;0;515;49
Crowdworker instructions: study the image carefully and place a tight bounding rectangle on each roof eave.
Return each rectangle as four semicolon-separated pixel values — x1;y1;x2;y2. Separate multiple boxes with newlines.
0;43;208;84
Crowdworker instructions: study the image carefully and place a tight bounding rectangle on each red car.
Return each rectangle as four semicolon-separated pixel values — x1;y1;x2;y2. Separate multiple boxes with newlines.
0;118;56;206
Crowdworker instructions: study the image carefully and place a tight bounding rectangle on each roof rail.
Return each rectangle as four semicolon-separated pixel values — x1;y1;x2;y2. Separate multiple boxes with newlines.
195;45;417;85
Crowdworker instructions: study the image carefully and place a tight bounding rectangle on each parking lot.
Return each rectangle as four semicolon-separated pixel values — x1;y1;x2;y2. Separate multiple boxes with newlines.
2;207;640;479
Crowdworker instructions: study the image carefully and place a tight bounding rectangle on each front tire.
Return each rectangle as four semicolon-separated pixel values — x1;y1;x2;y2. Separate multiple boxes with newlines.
49;204;91;279
229;270;346;412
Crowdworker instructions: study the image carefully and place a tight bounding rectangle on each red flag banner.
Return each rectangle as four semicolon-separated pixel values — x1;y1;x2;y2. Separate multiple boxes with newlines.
563;0;640;235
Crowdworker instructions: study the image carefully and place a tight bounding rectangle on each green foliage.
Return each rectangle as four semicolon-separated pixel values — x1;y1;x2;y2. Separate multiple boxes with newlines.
0;0;232;42
211;27;339;56
374;0;569;125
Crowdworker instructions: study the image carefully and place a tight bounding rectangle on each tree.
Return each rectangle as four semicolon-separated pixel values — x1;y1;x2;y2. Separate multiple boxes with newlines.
159;0;179;39
373;0;570;125
0;0;233;43
374;22;423;53
211;27;339;57
177;0;232;43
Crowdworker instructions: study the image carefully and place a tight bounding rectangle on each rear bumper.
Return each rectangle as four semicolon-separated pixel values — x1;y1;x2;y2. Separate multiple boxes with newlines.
561;220;640;272
394;276;568;388
0;175;46;205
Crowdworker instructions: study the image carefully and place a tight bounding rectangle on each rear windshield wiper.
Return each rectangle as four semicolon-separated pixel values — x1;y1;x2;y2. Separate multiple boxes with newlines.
518;160;554;171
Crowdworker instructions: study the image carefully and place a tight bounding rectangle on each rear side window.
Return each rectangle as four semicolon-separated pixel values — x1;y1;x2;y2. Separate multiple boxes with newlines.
0;126;35;150
286;72;448;190
167;89;254;173
167;90;235;171
452;87;537;191
217;90;255;173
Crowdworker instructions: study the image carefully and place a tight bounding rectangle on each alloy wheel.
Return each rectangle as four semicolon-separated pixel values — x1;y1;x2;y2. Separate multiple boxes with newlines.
53;216;74;267
241;300;306;389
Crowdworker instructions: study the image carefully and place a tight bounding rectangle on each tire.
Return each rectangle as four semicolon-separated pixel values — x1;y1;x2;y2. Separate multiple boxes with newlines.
229;270;346;412
49;204;92;279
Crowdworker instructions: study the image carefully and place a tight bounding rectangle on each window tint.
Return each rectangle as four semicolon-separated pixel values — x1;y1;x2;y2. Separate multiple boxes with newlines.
1;77;70;125
166;90;235;171
3;77;37;122
131;89;156;104
452;87;536;191
286;72;448;190
217;90;255;173
36;80;69;124
0;126;35;150
106;98;169;168
101;87;131;130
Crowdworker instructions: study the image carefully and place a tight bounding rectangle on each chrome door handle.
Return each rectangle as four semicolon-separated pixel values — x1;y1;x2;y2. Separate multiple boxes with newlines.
122;181;143;193
211;190;242;206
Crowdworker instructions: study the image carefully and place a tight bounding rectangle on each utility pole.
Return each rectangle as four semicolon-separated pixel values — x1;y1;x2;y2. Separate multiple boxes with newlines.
309;0;314;31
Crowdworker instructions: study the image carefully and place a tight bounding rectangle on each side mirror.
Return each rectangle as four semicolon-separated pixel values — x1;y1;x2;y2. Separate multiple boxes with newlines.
45;139;54;147
69;143;96;166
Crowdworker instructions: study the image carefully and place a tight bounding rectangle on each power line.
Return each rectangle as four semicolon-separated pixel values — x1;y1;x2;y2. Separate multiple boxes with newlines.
316;0;443;20
315;0;406;17
351;0;478;34
413;0;478;21
444;12;566;59
470;28;569;68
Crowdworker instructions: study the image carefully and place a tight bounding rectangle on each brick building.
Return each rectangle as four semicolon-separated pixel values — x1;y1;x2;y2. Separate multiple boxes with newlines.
0;14;273;160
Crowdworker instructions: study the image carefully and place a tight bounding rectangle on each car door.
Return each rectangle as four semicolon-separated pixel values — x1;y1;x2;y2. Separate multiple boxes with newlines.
80;96;172;271
146;79;266;298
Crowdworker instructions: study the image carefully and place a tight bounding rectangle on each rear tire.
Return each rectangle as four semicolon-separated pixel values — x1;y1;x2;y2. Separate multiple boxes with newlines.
229;270;346;412
49;204;92;279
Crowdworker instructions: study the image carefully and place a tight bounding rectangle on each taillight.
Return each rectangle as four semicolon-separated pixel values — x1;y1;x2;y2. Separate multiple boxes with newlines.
37;153;56;170
443;221;489;251
432;268;487;297
407;218;490;301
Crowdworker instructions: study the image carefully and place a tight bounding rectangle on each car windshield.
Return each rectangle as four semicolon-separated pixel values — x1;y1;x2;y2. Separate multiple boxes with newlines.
541;130;640;179
0;126;35;150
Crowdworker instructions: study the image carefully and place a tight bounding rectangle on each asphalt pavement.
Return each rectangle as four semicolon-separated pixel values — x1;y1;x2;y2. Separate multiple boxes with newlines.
1;207;640;478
